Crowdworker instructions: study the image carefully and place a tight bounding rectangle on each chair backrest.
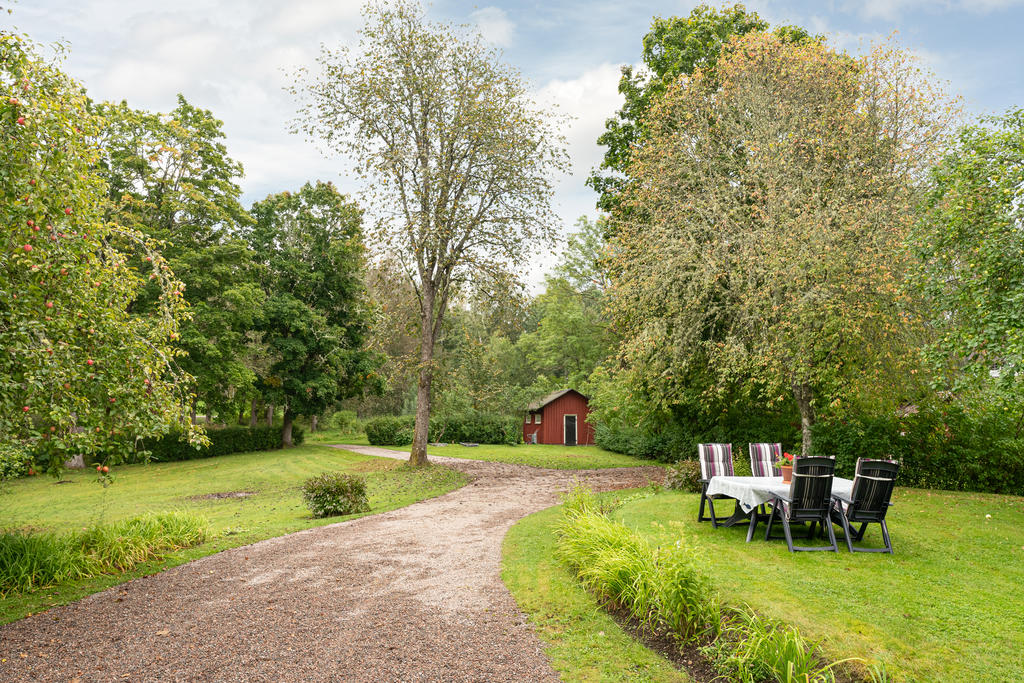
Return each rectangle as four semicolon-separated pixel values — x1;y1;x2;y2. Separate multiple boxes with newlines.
848;458;899;522
787;456;835;520
697;443;734;480
749;442;782;477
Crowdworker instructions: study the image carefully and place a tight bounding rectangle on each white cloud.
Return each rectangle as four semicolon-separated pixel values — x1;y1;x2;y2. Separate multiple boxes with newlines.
471;6;515;47
848;0;1024;21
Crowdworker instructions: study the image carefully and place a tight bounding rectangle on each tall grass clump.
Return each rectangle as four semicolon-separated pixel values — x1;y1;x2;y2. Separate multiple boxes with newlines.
702;607;845;683
556;486;720;643
0;512;208;596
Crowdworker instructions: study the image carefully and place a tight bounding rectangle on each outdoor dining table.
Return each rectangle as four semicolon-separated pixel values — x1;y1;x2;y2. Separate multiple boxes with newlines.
706;475;855;542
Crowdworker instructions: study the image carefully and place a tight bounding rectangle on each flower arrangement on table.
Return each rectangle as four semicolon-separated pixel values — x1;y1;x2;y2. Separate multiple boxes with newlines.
775;451;796;470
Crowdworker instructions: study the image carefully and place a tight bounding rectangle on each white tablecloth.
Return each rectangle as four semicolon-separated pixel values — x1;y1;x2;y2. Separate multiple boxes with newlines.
707;476;854;513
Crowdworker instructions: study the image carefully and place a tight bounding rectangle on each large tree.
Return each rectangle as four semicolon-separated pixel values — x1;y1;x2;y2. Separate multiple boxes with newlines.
294;1;567;465
94;97;263;421
248;181;380;446
913;108;1024;409
588;5;814;215
1;31;198;472
609;33;954;454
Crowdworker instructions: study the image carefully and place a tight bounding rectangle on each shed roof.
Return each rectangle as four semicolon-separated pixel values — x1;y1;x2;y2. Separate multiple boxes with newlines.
527;388;587;412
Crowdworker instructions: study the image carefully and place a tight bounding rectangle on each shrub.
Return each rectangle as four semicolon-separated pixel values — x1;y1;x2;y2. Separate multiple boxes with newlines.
0;443;31;480
326;409;363;434
95;425;303;465
365;415;415;446
665;459;702;492
0;512;208;596
301;472;370;518
364;412;522;446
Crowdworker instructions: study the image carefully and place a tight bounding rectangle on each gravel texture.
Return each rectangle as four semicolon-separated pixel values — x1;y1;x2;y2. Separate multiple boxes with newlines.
0;446;664;682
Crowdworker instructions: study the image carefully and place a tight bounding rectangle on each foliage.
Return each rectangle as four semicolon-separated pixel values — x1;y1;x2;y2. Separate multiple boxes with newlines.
0;511;207;596
0;443;31;479
364;413;522;446
912;108;1024;409
364;415;414;446
325;410;362;434
701;607;838;683
93;97;263;417
91;425;304;466
293;0;567;465
608;33;956;455
665;459;702;492
248;181;381;445
588;5;815;214
301;472;370;518
812;407;1024;494
502;506;689;682
0;31;199;471
556;488;721;644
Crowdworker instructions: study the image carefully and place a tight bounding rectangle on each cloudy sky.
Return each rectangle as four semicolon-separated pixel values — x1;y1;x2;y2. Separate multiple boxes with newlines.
8;0;1024;285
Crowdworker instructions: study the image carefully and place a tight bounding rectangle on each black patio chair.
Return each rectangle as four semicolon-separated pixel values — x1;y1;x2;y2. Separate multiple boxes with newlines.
764;455;838;552
830;458;900;553
697;443;741;528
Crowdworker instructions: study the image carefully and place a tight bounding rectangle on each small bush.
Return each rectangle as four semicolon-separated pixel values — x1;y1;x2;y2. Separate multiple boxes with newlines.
0;512;208;596
301;472;370;518
365;415;415;446
326;410;363;434
665;459;702;492
0;443;32;480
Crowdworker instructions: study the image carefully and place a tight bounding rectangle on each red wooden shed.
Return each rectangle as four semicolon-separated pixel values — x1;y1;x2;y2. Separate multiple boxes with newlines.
523;389;595;446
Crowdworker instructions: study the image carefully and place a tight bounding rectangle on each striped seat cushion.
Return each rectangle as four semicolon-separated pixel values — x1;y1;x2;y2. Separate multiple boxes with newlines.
749;442;782;477
698;443;734;480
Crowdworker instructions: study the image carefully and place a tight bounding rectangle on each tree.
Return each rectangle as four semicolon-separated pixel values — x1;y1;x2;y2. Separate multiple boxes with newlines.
248;182;380;446
0;31;198;472
912;109;1024;410
609;33;954;454
293;1;567;465
588;5;815;215
93;97;263;421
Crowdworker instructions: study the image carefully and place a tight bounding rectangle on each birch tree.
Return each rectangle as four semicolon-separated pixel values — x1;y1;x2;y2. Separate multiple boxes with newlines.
293;1;567;465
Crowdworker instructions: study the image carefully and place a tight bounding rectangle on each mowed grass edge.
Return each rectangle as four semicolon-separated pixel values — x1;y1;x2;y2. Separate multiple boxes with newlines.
0;444;467;624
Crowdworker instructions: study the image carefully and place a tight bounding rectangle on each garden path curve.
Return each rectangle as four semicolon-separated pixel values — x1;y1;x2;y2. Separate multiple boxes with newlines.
0;445;664;682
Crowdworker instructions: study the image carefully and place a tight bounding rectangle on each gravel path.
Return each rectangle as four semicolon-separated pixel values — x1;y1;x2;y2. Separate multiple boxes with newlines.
0;446;664;682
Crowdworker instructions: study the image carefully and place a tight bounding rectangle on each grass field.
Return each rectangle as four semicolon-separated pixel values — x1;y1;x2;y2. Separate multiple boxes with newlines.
307;430;661;470
504;486;1024;682
0;443;466;624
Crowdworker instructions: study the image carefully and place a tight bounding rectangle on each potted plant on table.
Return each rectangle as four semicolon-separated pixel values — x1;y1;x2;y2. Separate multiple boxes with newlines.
776;451;796;483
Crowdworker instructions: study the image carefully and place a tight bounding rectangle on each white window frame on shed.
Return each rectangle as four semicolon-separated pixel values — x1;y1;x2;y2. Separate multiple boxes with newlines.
535;412;541;424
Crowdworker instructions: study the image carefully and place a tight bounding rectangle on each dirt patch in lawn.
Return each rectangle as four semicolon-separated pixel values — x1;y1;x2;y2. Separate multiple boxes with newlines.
191;490;257;500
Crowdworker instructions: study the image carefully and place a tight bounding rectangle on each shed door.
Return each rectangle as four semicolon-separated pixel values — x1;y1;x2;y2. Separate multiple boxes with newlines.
564;415;577;446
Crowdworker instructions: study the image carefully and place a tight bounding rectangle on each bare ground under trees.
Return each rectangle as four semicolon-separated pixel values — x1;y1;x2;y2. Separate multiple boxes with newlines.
0;445;663;682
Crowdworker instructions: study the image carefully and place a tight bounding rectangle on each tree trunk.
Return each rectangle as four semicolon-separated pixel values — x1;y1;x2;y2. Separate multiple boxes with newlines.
238;406;246;425
793;382;815;456
410;293;437;467
310;415;318;433
249;398;258;427
205;410;212;424
266;404;274;425
282;408;295;447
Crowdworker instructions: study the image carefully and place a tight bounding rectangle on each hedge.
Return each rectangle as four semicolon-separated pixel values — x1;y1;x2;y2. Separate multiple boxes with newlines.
115;425;305;464
364;412;522;446
596;405;1024;495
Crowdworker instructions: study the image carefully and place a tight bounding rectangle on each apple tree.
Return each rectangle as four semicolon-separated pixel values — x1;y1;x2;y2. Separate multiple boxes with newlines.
0;31;199;473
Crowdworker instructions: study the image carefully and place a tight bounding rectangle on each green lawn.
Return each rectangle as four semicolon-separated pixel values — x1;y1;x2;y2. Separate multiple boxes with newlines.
510;486;1024;682
0;443;466;623
309;432;661;470
503;504;689;682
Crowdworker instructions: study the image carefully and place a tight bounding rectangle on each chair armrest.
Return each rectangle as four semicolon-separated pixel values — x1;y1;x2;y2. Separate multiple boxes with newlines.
831;491;853;505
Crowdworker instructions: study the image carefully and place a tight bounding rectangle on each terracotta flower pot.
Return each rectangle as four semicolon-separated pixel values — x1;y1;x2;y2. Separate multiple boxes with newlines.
780;465;793;483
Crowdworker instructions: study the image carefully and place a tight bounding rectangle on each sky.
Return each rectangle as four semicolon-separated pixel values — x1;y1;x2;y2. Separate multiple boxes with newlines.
7;0;1024;287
